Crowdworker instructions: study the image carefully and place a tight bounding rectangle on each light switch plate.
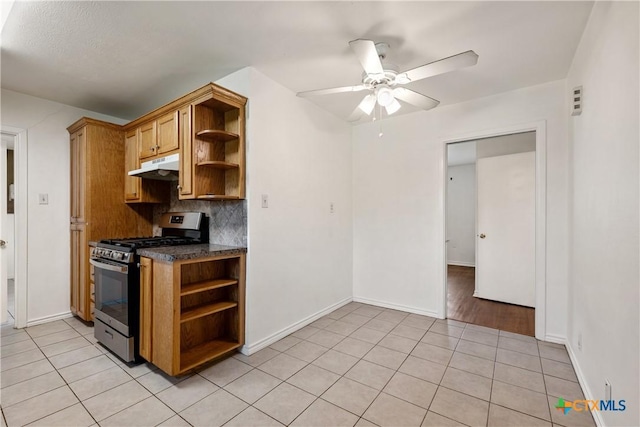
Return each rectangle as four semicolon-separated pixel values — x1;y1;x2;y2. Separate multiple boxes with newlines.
38;193;49;205
261;194;268;208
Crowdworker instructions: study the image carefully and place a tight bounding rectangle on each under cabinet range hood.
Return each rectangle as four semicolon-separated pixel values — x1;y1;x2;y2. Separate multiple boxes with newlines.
128;153;179;181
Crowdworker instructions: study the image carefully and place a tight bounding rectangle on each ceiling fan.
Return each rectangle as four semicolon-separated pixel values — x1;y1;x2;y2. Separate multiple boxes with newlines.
297;39;479;121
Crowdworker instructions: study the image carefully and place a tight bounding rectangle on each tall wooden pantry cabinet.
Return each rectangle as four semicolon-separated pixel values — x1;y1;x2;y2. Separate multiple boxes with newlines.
68;118;152;321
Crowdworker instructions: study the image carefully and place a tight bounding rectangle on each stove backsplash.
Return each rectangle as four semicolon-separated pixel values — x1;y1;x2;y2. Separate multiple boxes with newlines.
152;186;247;247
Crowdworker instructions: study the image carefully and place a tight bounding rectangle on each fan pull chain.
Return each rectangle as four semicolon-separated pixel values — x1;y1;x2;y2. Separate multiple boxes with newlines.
378;104;384;137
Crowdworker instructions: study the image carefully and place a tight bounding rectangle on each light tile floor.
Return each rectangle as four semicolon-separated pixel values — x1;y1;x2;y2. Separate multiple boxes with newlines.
0;303;595;427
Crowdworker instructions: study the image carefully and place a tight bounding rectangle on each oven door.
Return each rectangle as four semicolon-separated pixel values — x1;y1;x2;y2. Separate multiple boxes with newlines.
90;258;131;337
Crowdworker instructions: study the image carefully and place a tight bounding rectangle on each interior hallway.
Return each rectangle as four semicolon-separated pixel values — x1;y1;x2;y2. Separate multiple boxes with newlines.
447;266;535;336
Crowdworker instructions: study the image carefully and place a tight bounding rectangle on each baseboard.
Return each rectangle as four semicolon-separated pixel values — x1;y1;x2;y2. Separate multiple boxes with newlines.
352;296;441;319
565;341;604;427
239;297;352;355
447;261;475;268
26;311;73;327
543;333;567;345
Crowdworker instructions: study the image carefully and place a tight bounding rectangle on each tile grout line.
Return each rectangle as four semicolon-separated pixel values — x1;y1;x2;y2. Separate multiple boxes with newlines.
2;332;98;426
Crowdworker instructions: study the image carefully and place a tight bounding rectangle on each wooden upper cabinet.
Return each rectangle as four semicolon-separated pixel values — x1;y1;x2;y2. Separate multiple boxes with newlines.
178;105;193;199
157;111;179;155
124;83;246;201
70;129;86;222
124;129;141;201
139;121;157;160
124;127;170;204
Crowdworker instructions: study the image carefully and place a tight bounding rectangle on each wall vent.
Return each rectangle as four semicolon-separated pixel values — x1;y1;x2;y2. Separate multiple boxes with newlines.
571;86;583;116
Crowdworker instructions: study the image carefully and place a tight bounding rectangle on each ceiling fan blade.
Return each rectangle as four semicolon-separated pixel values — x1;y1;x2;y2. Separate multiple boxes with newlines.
393;87;440;111
347;94;376;122
297;85;366;97
349;39;384;75
401;50;478;82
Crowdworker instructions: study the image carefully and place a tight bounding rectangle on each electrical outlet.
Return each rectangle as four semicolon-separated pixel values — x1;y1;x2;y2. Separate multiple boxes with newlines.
577;333;582;351
330;202;335;213
605;380;612;401
38;193;49;205
261;194;268;208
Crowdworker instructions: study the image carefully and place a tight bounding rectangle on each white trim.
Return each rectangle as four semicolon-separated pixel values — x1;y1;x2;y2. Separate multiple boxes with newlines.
441;120;547;341
447;261;475;268
543;333;567;345
566;341;603;427
1;126;27;329
353;296;441;319
239;297;352;355
26;311;73;327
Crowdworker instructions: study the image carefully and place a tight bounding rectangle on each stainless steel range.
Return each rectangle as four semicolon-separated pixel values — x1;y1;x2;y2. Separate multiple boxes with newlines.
90;212;208;362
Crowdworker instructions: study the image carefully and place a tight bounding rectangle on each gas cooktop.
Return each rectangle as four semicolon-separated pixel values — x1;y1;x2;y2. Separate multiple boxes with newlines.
99;236;202;250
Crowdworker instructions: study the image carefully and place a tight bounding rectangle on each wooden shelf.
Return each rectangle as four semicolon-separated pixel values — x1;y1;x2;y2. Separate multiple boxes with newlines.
181;301;237;323
181;279;238;296
196;194;240;200
196;129;239;142
180;340;241;373
196;161;239;170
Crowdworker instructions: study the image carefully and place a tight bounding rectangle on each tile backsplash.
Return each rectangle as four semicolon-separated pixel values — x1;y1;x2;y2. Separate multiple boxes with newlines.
153;186;247;247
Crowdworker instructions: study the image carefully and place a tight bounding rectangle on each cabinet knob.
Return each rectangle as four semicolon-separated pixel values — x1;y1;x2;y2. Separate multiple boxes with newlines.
150;147;155;152
177;185;182;191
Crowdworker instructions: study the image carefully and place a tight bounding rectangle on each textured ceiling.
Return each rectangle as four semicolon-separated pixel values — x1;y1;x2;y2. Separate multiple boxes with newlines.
1;1;594;121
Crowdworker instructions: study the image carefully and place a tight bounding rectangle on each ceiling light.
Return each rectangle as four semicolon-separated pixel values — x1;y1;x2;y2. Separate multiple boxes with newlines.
376;86;394;107
358;94;376;115
385;98;401;115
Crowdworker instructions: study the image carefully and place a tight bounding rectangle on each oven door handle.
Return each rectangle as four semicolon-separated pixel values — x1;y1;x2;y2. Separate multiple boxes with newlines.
89;259;128;273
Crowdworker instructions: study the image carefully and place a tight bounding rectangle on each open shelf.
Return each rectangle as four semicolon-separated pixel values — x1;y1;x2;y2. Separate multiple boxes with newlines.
196;194;240;200
180;340;241;372
196;161;239;170
181;301;237;323
196;129;239;142
181;279;238;296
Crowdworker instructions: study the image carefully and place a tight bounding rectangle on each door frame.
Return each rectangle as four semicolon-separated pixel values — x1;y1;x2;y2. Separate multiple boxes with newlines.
1;126;28;328
441;121;546;340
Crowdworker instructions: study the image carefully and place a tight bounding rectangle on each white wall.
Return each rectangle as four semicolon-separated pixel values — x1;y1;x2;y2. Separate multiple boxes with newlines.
353;79;569;337
0;89;127;323
566;2;639;426
446;163;475;266
217;68;353;352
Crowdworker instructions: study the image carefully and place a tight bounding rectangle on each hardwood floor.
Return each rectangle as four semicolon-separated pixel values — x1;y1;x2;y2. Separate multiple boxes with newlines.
447;265;535;336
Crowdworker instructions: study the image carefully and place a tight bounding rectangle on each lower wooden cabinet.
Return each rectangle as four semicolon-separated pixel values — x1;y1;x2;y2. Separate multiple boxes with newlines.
139;253;245;375
139;256;153;361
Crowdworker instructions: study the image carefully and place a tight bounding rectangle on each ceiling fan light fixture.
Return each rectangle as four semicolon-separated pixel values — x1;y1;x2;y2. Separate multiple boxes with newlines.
376;86;394;107
358;94;377;115
385;98;401;115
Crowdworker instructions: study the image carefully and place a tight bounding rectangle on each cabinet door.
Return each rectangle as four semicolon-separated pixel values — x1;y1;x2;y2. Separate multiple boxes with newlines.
124;129;141;202
157;111;179;155
178;105;193;199
139;121;157;160
139;257;153;361
70;224;87;320
70;129;86;222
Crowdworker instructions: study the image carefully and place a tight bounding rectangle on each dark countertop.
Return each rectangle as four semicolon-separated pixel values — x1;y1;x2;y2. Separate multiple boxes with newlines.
137;243;247;262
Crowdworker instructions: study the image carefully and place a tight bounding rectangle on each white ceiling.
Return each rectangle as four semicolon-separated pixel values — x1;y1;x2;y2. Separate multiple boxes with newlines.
1;1;594;121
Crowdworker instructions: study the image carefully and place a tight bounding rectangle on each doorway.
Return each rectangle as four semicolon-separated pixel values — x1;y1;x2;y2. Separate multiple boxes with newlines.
443;123;547;339
1;135;16;324
1;128;27;329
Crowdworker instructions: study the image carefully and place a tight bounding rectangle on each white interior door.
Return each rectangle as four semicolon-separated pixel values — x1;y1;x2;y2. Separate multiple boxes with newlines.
476;151;535;307
1;135;8;323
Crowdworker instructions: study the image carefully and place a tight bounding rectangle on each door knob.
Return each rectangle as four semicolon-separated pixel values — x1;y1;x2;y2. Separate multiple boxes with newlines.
479;234;486;239
0;239;6;247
